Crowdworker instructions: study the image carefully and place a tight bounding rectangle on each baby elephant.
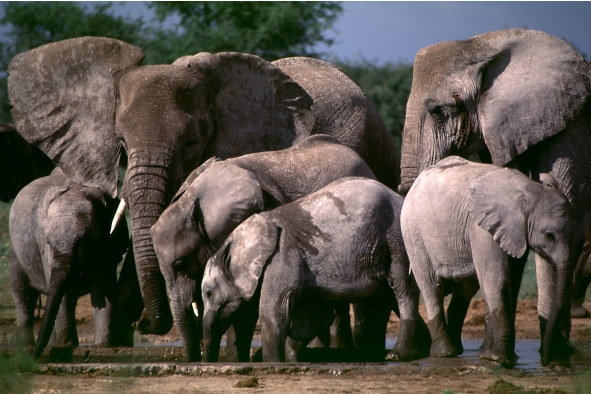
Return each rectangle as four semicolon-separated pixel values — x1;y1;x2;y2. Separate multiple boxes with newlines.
151;134;376;361
201;177;430;362
401;156;580;367
9;168;129;357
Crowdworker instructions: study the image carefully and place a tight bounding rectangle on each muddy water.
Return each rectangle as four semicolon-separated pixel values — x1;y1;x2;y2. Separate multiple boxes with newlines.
34;336;589;378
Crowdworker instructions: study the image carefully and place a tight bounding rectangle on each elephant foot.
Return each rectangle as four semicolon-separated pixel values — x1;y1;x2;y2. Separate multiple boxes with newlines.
479;347;516;368
430;338;457;358
450;336;464;355
540;339;575;367
570;303;590;319
386;319;431;361
428;318;456;358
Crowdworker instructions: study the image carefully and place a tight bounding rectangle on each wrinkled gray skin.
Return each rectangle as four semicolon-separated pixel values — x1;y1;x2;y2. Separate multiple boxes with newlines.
398;29;591;362
0;123;54;202
151;134;376;361
9;168;130;358
201;178;430;362
8;37;398;336
402;156;581;367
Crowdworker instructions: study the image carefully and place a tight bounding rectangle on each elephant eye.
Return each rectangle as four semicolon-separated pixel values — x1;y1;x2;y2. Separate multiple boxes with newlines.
544;232;556;242
174;259;186;271
428;103;445;120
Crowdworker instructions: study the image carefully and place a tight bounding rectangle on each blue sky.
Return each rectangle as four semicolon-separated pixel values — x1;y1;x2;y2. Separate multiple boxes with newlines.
314;2;591;64
3;2;591;65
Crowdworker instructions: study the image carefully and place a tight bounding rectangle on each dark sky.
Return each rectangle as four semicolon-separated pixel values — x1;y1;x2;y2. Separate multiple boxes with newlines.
314;1;591;64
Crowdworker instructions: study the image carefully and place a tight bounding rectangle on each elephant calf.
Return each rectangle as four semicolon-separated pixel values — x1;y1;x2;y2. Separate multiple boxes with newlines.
201;177;430;362
151;134;377;361
401;156;580;367
9;168;130;357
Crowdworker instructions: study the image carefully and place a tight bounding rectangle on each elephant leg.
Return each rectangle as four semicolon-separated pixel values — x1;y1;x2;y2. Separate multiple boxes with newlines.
352;298;390;361
260;304;289;362
447;277;479;355
9;253;38;347
329;302;353;349
232;302;259;362
50;291;78;347
474;256;515;366
571;243;591;318
114;248;142;346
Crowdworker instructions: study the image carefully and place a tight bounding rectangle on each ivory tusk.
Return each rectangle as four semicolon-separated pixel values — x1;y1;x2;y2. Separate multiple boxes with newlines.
192;302;199;318
110;198;127;234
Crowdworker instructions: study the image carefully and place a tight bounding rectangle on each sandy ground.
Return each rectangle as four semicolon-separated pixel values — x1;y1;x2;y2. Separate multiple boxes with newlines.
1;296;590;393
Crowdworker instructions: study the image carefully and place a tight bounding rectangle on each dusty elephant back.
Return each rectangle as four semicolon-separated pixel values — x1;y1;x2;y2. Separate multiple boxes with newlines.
273;57;400;190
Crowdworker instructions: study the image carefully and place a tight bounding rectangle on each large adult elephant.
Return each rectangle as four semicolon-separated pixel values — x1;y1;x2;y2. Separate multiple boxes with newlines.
398;29;591;358
8;37;398;336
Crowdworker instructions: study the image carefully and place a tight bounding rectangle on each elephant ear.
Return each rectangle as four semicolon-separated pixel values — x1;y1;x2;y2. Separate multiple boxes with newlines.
468;167;529;258
8;37;144;197
192;161;265;246
173;52;315;158
226;214;279;300
474;29;590;166
172;157;221;202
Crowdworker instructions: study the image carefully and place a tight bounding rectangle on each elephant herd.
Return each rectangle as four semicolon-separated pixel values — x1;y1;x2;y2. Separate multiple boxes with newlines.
2;28;591;368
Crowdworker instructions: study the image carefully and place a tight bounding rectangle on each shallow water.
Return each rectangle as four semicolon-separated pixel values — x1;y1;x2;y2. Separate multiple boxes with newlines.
136;337;590;374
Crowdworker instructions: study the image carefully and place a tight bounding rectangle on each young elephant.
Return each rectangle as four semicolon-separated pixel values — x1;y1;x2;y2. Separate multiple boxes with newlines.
201;177;430;362
401;156;580;367
151;135;377;361
9;168;130;357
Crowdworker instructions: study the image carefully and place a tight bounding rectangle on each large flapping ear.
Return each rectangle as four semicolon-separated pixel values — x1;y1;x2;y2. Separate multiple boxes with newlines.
8;37;144;197
173;52;315;158
468;167;529;258
172;157;221;202
472;29;590;166
191;161;265;246
226;214;279;300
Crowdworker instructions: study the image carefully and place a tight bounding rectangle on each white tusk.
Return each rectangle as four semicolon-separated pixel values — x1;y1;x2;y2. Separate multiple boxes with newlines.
110;199;127;234
192;302;199;318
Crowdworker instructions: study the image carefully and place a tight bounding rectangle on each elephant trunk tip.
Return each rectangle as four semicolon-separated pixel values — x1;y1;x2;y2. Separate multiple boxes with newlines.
134;308;174;335
398;182;411;195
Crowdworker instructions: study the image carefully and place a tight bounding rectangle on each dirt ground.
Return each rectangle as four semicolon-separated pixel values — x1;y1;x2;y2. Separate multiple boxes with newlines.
1;296;590;393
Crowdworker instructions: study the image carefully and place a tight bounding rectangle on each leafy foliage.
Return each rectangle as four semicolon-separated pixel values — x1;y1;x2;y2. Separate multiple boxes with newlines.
146;2;342;63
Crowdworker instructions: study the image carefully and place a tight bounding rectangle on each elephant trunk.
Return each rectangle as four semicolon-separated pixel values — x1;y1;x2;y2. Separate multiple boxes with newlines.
399;111;422;195
170;284;202;361
124;156;174;335
540;267;572;366
32;257;70;358
202;309;222;362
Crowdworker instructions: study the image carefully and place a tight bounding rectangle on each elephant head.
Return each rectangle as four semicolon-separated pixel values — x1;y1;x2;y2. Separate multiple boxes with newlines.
201;214;278;361
150;160;264;360
8;37;313;335
468;168;581;365
399;29;590;195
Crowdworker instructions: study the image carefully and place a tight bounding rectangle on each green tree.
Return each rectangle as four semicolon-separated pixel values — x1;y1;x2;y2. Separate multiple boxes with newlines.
146;1;342;63
339;61;413;154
